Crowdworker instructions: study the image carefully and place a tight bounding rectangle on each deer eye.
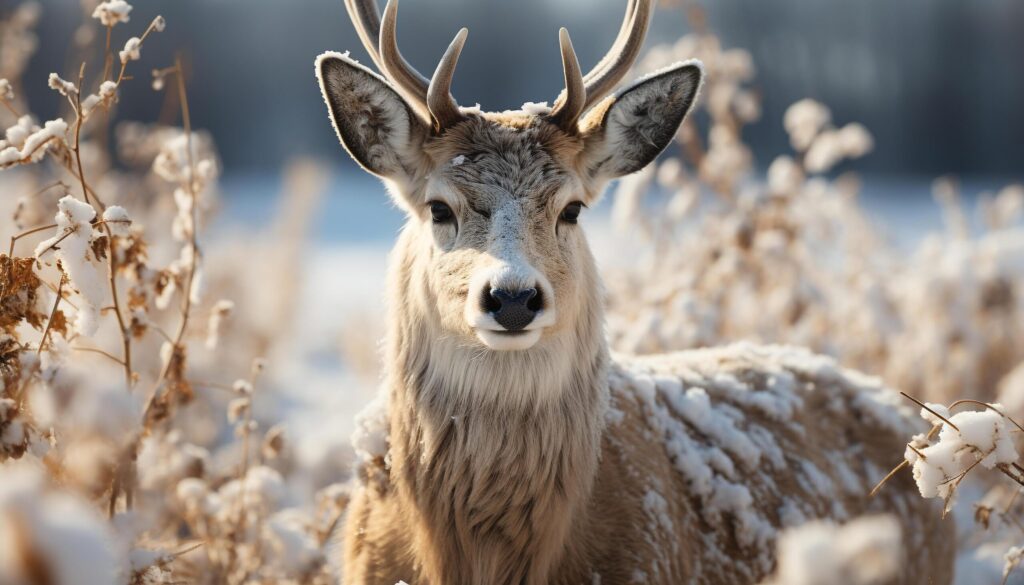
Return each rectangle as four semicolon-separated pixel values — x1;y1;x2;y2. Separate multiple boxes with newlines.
559;201;584;224
429;201;455;224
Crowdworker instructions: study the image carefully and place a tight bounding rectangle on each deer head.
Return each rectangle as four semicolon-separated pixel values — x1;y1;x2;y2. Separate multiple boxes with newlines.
316;0;702;353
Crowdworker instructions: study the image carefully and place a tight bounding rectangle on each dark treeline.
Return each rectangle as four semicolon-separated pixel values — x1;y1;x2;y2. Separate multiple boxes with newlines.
12;0;1024;177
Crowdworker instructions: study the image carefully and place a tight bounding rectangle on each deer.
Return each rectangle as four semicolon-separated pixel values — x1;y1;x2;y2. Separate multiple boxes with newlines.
314;1;955;583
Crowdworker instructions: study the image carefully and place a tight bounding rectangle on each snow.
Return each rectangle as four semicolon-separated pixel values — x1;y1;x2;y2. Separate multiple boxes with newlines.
205;299;235;350
766;155;803;195
92;0;132;27
81;81;118;117
233;379;254;395
603;343;916;575
102;204;132;236
34;195;107;336
216;466;286;513
227;397;250;424
1007;547;1024;582
837;123;874;158
264;509;322;575
907;404;1019;500
762;515;902;585
3;114;35;147
48;73;77;96
0;463;123;585
175;478;208;507
119;37;141;64
351;394;389;471
783;99;830;151
0;117;67;166
520;101;551;116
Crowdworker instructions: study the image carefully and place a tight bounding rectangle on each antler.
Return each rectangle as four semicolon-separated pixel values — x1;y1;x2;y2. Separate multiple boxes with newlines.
548;0;653;132
427;28;469;131
345;0;466;132
345;0;651;133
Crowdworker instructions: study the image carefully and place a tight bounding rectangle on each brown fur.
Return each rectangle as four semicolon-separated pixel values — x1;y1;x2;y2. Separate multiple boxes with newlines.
314;56;954;584
336;115;954;585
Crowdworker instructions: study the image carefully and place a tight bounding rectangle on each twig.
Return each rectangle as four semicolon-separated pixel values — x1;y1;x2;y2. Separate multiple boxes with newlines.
102;24;114;82
8;222;58;258
71;346;127;366
31;219;130;259
900;392;959;432
36;275;65;358
870;460;909;498
950;399;1024;434
114;17;165;86
0;97;20;118
68;63;133;390
141;57;200;426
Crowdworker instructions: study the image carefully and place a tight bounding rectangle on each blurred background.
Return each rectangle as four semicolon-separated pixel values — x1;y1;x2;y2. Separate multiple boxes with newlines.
16;0;1024;178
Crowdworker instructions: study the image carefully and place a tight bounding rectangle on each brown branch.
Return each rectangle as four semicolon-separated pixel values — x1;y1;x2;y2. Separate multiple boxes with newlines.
114;17;165;87
36;276;65;358
949;399;1024;434
8;222;59;257
71;346;127;366
0;135;64;170
67;62;133;394
32;228;75;258
141;57;199;426
102;24;114;82
870;459;909;498
72;63;102;211
900;392;959;432
0;98;20;118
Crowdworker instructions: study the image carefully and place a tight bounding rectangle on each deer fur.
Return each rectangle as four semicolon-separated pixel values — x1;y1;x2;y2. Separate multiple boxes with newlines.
314;4;955;583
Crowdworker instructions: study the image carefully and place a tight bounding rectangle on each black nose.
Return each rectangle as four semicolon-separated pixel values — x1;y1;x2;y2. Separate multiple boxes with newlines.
483;287;542;332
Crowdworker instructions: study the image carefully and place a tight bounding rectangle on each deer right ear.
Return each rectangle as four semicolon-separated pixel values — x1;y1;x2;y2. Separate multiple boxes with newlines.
316;52;428;180
579;61;704;181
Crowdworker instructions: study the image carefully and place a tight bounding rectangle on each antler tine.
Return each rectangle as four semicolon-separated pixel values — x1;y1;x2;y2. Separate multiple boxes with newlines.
548;28;586;131
344;0;431;120
581;0;652;112
344;0;385;71
582;0;638;85
427;28;469;132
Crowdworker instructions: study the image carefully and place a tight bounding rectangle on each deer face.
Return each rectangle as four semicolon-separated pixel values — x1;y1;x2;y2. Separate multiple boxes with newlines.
413;118;588;351
316;0;702;352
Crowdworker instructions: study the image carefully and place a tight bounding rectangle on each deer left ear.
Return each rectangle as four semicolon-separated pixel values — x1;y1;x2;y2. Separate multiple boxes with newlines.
316;51;428;181
580;60;703;180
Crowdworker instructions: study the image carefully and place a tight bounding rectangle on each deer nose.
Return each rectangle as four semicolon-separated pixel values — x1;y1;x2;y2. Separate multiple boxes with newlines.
483;287;542;332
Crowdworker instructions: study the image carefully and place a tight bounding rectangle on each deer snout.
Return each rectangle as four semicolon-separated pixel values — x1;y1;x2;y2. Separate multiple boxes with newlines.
465;265;557;350
483;286;543;332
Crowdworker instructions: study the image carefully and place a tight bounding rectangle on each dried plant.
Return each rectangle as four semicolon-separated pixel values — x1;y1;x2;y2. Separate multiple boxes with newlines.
0;3;341;583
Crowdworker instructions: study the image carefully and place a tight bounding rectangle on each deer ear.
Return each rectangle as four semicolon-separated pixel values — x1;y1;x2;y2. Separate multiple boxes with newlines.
316;52;428;179
580;61;703;180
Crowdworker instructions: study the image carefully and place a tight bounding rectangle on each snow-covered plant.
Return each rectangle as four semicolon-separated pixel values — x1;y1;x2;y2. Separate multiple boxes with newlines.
758;515;903;585
605;6;1024;407
0;3;341;583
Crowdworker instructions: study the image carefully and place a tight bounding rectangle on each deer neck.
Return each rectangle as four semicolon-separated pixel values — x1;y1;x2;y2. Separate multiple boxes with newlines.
382;229;609;584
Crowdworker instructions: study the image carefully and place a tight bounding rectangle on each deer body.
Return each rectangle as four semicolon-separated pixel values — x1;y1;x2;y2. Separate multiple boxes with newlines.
316;1;954;583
